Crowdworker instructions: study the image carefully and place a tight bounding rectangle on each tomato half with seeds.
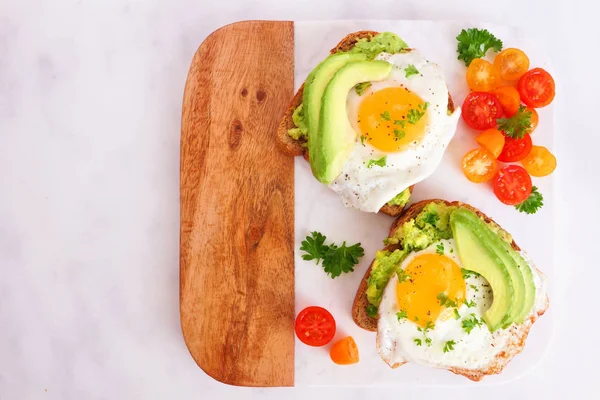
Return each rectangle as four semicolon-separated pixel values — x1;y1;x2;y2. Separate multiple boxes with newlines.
462;148;499;183
461;92;503;130
295;306;336;347
494;165;532;205
498;134;532;162
492;86;521;117
466;58;501;92
494;48;530;81
518;68;555;108
521;145;557;177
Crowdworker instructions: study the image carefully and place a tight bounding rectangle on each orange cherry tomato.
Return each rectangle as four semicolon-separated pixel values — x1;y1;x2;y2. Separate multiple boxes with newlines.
528;107;539;133
475;128;505;158
518;68;555;108
492;86;521;117
295;306;336;347
462;148;499;183
521;145;556;177
330;336;359;365
466;59;501;92
493;48;530;81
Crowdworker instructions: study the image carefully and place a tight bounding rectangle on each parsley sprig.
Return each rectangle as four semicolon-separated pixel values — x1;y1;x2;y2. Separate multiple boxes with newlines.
497;105;533;139
300;232;365;278
437;292;458;308
404;64;419;78
354;81;372;96
456;28;503;66
462;314;483;334
436;243;445;255
515;186;544;214
367;156;387;168
407;102;429;124
443;340;456;353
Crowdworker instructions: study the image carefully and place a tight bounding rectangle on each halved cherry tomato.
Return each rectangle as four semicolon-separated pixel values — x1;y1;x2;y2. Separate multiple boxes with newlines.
493;48;530;81
518;68;555;108
466;59;501;92
330;336;359;365
295;306;336;347
521;145;556;177
492;86;521;117
494;165;532;205
498;134;532;162
528;107;539;133
475;128;505;158
462;148;499;183
461;92;504;130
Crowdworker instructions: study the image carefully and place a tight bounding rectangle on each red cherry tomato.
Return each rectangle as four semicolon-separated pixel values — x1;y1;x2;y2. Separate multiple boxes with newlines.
498;134;533;162
461;92;504;130
493;165;532;205
518;68;555;108
295;306;336;347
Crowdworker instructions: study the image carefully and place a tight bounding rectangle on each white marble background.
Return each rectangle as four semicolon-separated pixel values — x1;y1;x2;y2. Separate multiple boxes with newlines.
0;0;597;399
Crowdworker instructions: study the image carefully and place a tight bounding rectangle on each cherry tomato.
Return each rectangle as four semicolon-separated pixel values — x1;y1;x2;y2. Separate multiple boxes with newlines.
462;148;499;183
330;336;359;365
466;58;501;92
518;68;555;108
475;128;505;158
528;107;539;133
461;92;504;130
492;86;521;117
498;134;533;162
295;306;336;347
493;48;530;81
494;165;532;205
521;145;557;177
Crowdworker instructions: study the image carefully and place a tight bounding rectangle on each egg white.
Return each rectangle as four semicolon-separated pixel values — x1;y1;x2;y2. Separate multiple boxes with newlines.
329;51;461;212
377;239;547;370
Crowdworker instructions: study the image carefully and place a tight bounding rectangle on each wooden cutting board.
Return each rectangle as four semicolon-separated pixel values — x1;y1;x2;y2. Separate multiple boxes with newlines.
180;21;295;387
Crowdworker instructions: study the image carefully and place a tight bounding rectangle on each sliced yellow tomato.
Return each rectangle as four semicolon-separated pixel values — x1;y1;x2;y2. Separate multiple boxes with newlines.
466;59;501;92
475;128;505;159
520;146;556;177
462;148;499;183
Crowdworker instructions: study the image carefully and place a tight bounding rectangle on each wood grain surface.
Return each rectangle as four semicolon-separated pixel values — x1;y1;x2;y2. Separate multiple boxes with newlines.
180;21;295;387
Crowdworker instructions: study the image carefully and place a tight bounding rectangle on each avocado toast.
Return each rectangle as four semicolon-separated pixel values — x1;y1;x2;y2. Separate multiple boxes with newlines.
276;31;457;217
352;199;549;381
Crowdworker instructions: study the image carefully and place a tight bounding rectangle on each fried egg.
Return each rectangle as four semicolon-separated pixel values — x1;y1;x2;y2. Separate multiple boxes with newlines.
377;239;547;377
330;51;460;212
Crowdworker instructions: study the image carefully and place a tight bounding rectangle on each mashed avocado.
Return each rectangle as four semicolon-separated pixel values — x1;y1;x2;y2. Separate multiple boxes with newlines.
366;202;513;308
387;188;411;207
287;32;408;140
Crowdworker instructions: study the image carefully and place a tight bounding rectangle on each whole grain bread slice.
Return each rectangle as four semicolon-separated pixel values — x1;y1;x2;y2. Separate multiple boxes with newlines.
275;32;455;216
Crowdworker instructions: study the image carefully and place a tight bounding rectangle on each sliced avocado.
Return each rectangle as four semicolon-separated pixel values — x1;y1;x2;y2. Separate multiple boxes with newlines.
312;60;392;183
303;53;367;147
450;211;514;331
452;208;526;327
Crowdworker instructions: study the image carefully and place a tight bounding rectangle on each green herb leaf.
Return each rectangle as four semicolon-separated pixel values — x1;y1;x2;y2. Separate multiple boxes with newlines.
437;292;457;308
443;340;456;353
497;105;532;139
322;241;365;279
360;135;367;145
396;310;408;321
464;299;477;308
453;309;461;320
380;110;391;121
424;321;435;331
456;28;503;66
470;284;479;292
436;243;445;255
354;81;372;96
425;337;432;347
367;156;387;169
397;268;411;283
367;304;378;318
300;231;329;264
394;120;406;128
414;338;422;346
393;129;405;139
462;314;483;334
407;102;429;124
404;64;420;78
515;186;544;215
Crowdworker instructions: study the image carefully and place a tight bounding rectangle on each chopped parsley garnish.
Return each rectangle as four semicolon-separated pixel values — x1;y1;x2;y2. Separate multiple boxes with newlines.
354;81;372;96
404;64;419;78
464;299;477;308
424;321;435;331
396;310;408;321
425;337;432;346
453;309;461;320
414;338;422;346
300;231;364;279
367;304;378;318
456;28;503;66
417;322;435;347
497;105;532;139
407;102;429;124
470;284;479;292
515;186;544;215
360;135;367;145
462;314;483;334
394;120;406;128
461;269;480;279
397;269;411;283
366;156;387;168
436;243;445;255
393;129;405;139
380;110;391;121
437;292;458;308
443;340;456;353
450;248;454;253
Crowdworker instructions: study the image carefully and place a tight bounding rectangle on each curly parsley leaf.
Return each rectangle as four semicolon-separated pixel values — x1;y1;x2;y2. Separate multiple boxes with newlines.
367;156;387;169
436;243;444;255
453;309;461;320
437;292;458;308
396;310;408;321
464;299;477;308
407;102;429;124
462;314;483;334
414;338;422;346
515;186;544;214
443;340;456;353
367;304;378;318
456;28;503;66
404;64;420;78
394;119;406;128
393;129;405;139
497;105;532;139
380;110;391;121
300;231;329;264
355;81;372;96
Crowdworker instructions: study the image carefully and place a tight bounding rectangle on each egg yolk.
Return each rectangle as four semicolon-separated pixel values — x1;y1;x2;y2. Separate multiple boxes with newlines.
357;86;429;152
396;253;466;328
